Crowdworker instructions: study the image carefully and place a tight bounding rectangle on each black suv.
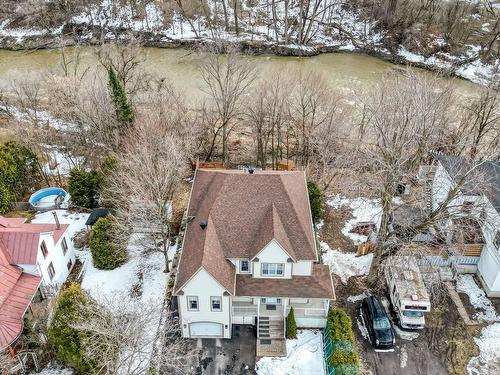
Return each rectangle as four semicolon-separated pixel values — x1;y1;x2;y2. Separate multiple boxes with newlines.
361;296;395;350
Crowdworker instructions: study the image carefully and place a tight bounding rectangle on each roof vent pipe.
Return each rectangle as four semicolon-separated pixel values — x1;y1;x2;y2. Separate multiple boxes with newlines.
200;220;208;230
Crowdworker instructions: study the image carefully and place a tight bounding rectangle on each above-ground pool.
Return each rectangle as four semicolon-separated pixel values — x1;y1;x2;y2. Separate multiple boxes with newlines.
29;187;70;210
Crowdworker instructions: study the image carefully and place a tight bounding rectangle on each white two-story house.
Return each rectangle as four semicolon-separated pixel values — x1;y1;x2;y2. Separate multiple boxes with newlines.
422;154;500;296
174;169;335;351
0;214;76;290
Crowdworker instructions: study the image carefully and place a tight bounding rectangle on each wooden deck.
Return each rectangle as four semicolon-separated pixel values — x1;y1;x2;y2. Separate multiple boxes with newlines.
256;338;287;357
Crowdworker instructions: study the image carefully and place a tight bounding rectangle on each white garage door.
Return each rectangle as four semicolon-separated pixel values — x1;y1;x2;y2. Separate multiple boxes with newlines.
189;322;223;337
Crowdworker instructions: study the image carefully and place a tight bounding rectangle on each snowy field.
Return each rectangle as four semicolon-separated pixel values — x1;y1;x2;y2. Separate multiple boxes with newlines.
255;330;325;375
32;209;173;374
455;275;500;375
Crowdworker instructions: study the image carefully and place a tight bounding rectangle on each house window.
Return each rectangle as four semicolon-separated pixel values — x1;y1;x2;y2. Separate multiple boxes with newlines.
261;263;284;276
67;258;73;271
48;262;55;281
240;260;250;273
61;238;68;255
211;296;222;312
261;298;282;305
40;241;48;258
187;296;198;311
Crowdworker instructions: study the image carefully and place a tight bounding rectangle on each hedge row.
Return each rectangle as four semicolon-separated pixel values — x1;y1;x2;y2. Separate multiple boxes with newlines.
326;308;360;374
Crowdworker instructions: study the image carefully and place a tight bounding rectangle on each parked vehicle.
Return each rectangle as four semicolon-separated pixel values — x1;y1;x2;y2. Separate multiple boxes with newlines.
385;256;431;330
361;296;395;350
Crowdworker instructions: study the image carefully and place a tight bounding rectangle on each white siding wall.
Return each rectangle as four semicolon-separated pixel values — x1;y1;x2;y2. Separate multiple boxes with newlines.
477;197;500;296
292;261;312;276
252;240;292;278
35;232;75;288
431;164;455;211
179;269;231;338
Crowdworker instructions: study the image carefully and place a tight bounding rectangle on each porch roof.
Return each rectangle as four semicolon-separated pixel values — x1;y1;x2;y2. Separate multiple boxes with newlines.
235;264;335;299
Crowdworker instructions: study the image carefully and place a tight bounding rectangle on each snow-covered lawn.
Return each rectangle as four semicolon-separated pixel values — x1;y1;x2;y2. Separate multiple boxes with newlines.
255;330;325;375
456;275;500;322
468;323;500;375
454;275;500;374
327;195;382;245
321;243;373;284
319;195;382;283
33;209;173;372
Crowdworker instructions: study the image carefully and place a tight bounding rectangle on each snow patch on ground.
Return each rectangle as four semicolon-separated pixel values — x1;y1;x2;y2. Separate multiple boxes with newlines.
393;325;420;341
1;103;78;131
347;292;368;303
41;145;85;177
456;275;500;322
31;365;73;375
357;314;369;341
321;242;373;284
467;323;500;375
327;195;382;245
255;330;325;375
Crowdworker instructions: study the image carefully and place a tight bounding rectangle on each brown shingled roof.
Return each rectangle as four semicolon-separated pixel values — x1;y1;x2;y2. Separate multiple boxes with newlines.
235;264;335;299
175;169;317;294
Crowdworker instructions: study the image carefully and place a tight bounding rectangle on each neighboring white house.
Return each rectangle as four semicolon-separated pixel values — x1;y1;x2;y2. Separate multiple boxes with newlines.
174;169;335;354
0;214;76;289
420;154;500;296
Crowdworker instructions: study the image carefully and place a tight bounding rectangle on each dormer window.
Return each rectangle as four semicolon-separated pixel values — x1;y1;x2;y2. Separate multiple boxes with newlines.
261;263;284;277
240;260;250;273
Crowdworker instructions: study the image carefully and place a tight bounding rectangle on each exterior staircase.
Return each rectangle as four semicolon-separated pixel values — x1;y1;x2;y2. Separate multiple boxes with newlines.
257;315;286;357
258;316;283;338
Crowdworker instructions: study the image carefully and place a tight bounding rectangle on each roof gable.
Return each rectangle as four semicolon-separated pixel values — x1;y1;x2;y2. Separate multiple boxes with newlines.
175;169;317;295
0;216;69;265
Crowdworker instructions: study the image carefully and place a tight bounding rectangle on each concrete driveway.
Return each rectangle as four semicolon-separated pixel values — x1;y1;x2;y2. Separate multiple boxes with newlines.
197;325;257;375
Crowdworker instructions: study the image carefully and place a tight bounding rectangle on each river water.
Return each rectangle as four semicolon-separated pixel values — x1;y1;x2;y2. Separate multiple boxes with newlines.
0;47;481;99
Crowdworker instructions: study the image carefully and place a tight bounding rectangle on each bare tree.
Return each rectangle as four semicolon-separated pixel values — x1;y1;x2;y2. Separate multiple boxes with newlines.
457;88;500;161
73;294;198;375
105;111;187;273
199;42;256;164
353;69;454;284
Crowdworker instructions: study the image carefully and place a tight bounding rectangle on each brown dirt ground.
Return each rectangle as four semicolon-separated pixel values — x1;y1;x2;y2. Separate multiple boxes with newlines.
319;203;355;252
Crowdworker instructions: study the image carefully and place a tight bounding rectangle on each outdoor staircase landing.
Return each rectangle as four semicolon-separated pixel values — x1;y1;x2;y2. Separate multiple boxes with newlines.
256;338;287;357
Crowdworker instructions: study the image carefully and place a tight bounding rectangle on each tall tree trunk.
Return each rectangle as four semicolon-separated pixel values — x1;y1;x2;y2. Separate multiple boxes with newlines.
221;0;230;31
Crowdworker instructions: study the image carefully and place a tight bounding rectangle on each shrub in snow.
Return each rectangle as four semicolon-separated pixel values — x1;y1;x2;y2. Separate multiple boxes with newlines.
307;180;324;223
286;307;297;339
89;216;127;270
48;283;99;374
68;168;104;208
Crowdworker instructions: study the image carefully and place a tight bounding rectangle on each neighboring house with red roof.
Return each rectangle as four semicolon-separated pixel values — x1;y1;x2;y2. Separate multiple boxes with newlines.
0;237;41;352
0;215;75;291
174;169;335;349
